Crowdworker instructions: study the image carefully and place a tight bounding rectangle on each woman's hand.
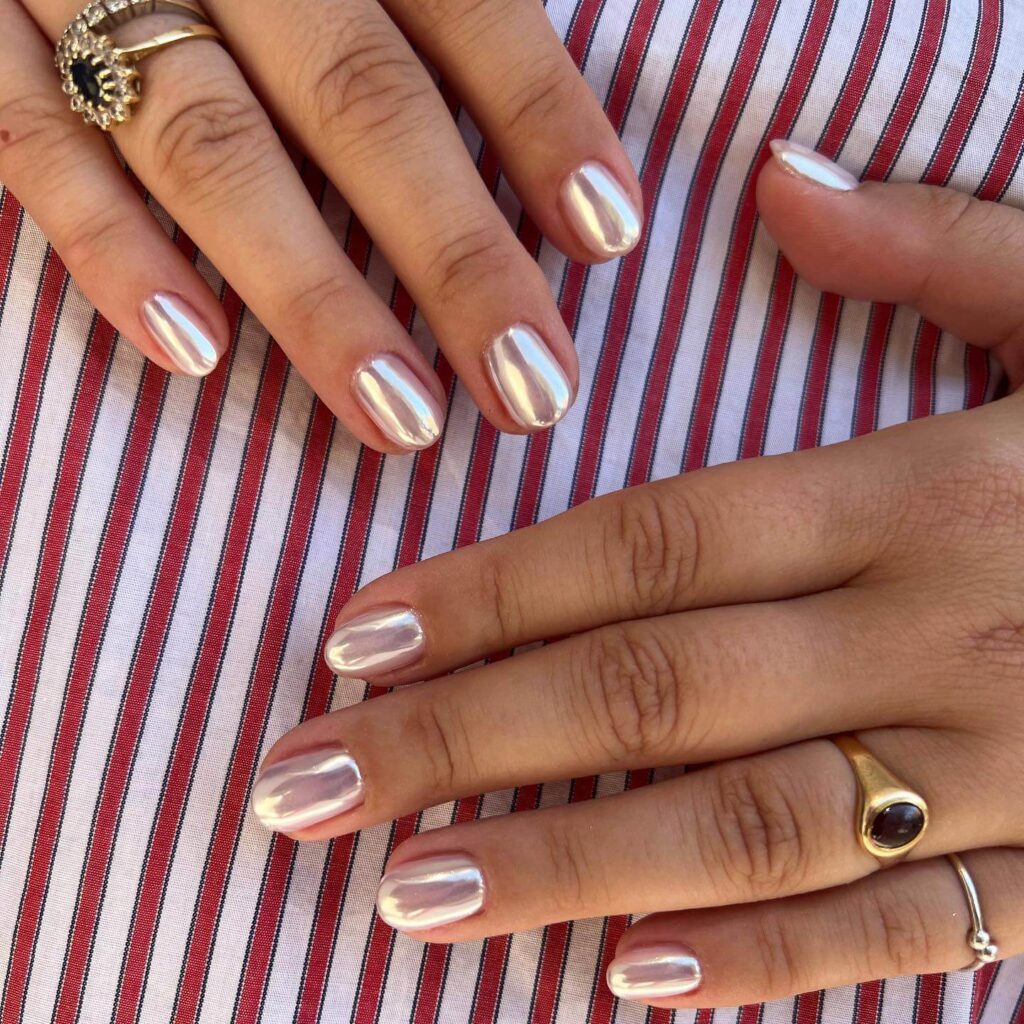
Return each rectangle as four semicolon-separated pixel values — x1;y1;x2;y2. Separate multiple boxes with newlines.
0;0;642;451
250;144;1024;1008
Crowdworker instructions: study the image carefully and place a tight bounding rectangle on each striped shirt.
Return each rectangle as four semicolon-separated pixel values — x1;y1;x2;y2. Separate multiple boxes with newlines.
1;0;1022;1021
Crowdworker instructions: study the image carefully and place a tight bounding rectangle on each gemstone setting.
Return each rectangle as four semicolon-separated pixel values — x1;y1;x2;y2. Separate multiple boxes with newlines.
56;21;138;130
869;801;925;850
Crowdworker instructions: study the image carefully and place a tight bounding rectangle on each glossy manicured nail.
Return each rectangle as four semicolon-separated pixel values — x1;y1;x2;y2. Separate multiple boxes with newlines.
769;139;860;191
607;944;703;1001
561;161;642;257
354;353;444;451
141;292;220;377
484;324;572;429
324;605;424;677
377;853;485;930
251;746;364;833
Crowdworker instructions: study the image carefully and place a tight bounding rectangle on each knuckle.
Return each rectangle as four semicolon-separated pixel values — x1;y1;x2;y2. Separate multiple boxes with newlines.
476;553;526;645
746;911;807;999
308;29;430;141
59;204;135;271
407;697;474;795
603;485;703;616
154;94;275;203
0;96;81;181
576;623;681;760
699;762;810;900
428;225;514;306
282;273;351;338
414;0;497;34
859;881;936;977
501;62;576;135
538;821;602;915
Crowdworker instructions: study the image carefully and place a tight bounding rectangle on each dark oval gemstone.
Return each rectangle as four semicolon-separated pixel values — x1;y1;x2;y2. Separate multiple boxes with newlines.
71;59;106;106
869;802;924;849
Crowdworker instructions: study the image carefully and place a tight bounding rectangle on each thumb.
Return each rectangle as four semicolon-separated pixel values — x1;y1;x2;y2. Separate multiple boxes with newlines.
756;140;1024;386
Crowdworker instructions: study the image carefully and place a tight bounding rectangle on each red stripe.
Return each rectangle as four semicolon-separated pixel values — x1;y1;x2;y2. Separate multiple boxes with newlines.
682;0;837;464
971;964;997;1024
1;321;148;1024
0;247;64;595
916;973;943;1024
572;0;708;504
856;980;882;1024
795;0;894;449
796;989;823;1024
637;0;785;478
169;339;319;1024
852;0;949;434
0;192;23;327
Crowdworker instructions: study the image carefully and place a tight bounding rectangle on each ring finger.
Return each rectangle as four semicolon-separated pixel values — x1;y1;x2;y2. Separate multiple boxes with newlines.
368;731;1016;940
28;0;448;452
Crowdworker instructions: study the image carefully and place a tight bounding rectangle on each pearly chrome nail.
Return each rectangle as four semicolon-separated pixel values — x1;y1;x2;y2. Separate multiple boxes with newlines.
324;605;424;677
769;139;860;192
561;161;641;257
251;746;364;833
484;324;572;429
607;944;703;1001
354;354;444;451
141;292;220;377
377;853;485;930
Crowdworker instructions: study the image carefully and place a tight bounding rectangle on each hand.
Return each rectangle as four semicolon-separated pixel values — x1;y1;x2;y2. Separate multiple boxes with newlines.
0;0;642;451
249;143;1024;1008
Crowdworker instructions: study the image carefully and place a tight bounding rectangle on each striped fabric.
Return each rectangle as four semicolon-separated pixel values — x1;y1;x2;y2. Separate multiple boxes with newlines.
0;0;1022;1020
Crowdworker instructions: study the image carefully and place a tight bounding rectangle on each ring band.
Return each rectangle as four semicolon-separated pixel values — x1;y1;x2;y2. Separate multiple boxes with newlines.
948;854;1000;971
832;734;929;862
57;0;223;130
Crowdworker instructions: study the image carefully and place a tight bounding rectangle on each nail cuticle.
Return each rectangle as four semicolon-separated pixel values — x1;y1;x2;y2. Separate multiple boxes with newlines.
607;944;703;1001
377;853;485;931
251;746;364;833
325;605;425;677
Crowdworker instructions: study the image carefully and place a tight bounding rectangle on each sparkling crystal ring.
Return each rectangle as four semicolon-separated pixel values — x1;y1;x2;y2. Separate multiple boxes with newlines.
832;734;929;863
948;853;1000;971
56;0;223;130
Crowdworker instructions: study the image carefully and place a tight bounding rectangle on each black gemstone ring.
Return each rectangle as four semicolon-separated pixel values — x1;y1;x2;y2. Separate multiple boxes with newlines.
56;0;223;131
832;734;929;863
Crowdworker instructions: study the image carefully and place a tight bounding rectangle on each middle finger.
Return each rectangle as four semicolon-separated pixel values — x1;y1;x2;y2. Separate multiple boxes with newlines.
206;0;580;432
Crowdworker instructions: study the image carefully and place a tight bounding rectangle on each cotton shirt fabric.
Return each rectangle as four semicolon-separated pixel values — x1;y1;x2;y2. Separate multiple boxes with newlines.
0;0;1022;1021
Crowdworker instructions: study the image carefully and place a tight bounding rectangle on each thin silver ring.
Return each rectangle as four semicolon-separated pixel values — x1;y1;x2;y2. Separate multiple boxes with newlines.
948;853;1000;972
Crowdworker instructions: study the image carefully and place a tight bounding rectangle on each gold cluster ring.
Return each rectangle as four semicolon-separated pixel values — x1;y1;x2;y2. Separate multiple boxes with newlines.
56;0;222;130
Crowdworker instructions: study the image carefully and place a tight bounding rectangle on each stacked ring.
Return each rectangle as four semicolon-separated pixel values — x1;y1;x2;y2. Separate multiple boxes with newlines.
56;0;223;129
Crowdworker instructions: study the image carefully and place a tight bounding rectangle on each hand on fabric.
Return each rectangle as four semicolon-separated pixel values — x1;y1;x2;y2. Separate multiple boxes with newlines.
0;0;642;452
250;143;1024;1007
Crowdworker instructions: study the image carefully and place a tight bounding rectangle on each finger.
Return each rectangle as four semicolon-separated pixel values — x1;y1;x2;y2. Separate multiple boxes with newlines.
322;419;905;682
205;0;578;434
32;2;446;452
381;0;643;262
609;848;1023;1008
758;140;1024;386
364;732;1018;940
0;0;228;376
262;590;930;841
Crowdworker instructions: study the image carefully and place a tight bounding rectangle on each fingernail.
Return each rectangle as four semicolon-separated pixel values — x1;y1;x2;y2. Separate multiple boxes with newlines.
484;324;572;429
561;161;642;258
769;139;860;192
354;353;444;451
141;292;220;377
251;746;364;833
324;605;425;677
607;944;703;1001
377;853;485;930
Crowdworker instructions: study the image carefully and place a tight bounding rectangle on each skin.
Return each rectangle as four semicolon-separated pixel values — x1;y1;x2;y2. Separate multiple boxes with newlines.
256;158;1024;1007
0;0;642;449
